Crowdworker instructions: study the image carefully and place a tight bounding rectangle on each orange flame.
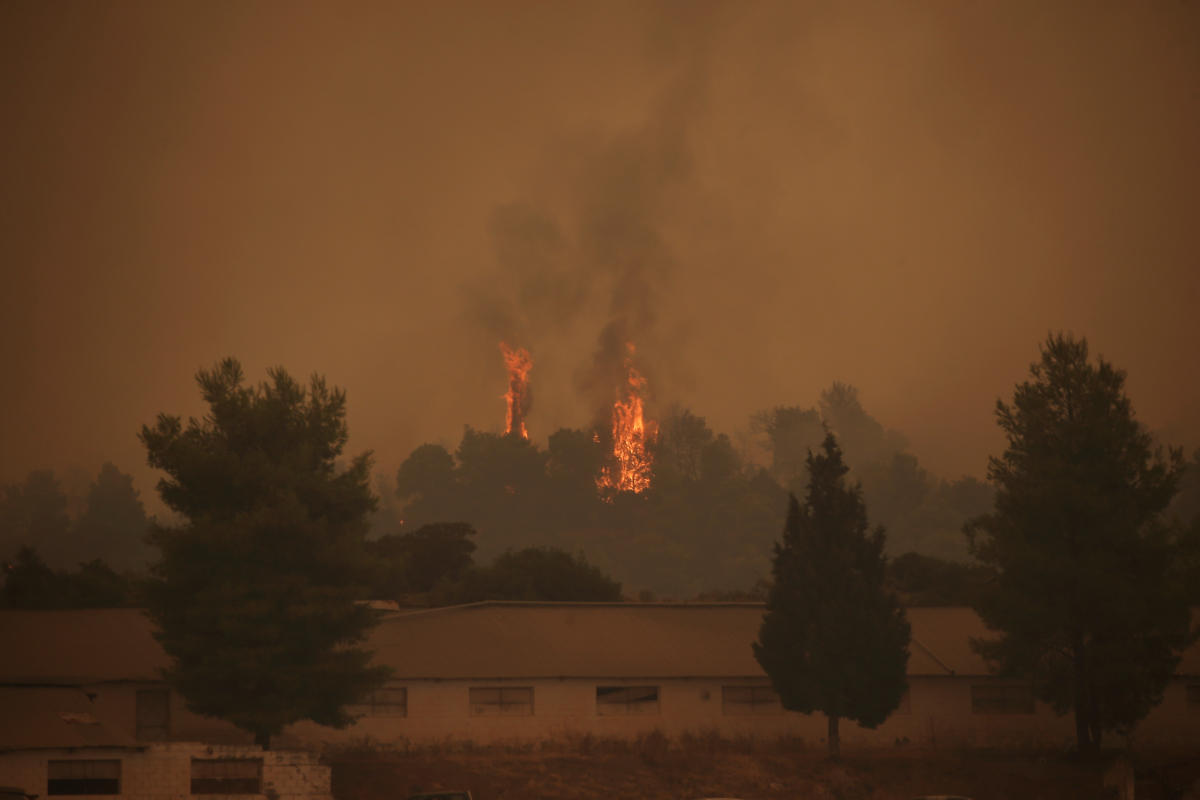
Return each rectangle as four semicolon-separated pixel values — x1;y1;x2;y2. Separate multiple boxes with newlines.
500;342;532;439
597;344;656;495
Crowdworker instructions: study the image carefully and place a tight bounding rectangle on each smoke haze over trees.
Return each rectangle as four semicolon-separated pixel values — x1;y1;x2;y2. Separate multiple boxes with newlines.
5;1;1198;514
1;1;1197;604
387;383;993;596
0;462;150;575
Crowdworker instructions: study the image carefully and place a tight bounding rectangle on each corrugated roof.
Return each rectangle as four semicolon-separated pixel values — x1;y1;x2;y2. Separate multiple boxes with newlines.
0;609;166;683
0;604;1194;684
371;602;995;678
0;687;140;751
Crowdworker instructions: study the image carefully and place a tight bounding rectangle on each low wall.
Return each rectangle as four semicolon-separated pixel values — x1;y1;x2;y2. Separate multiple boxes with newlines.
0;743;330;800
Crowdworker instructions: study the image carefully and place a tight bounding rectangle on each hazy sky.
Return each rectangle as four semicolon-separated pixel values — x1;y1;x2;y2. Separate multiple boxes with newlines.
3;0;1198;511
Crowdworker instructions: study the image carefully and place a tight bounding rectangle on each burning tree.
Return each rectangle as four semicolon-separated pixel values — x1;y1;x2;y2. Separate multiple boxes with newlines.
596;344;657;495
500;342;532;439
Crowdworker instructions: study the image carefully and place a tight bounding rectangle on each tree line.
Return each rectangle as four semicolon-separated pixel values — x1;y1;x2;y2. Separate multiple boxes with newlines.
385;383;998;597
756;334;1199;757
2;333;1198;757
0;462;151;608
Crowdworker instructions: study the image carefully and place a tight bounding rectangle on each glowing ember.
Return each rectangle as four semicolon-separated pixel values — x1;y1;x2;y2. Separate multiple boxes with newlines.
597;344;656;495
500;342;532;439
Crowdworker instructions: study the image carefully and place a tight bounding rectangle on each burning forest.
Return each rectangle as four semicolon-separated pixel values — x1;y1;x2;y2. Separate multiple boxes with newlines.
498;340;657;497
595;343;657;496
500;342;532;440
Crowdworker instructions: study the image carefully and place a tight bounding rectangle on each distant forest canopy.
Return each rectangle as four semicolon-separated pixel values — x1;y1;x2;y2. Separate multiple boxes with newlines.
377;383;982;595
3;382;1198;602
0;462;151;573
378;381;1200;596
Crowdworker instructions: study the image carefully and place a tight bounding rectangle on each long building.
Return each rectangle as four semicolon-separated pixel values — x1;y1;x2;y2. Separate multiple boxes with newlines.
2;603;1198;757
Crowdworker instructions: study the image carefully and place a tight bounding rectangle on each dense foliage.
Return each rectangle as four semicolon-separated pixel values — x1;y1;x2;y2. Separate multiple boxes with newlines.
885;552;991;607
1;546;139;608
753;433;911;757
0;469;73;567
966;333;1196;754
0;462;150;593
392;411;785;597
367;522;478;598
390;388;991;597
434;546;623;604
139;358;389;748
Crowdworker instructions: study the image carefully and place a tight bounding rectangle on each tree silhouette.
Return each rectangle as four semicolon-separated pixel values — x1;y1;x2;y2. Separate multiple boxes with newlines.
140;358;389;748
72;463;150;571
754;433;910;757
967;333;1195;755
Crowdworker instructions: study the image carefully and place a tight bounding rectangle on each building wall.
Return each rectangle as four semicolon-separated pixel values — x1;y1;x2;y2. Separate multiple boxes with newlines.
280;675;1114;749
73;675;1200;753
86;683;250;745
0;744;329;800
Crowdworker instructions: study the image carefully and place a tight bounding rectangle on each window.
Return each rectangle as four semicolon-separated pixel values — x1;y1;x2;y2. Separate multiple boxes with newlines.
721;685;781;715
596;686;659;715
468;686;533;716
348;686;407;717
48;760;120;795
190;759;262;795
1187;684;1200;710
971;683;1035;714
136;689;170;741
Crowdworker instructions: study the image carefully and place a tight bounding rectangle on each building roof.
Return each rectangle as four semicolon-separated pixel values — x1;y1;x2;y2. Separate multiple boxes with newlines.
0;687;140;751
0;609;167;684
371;602;997;679
1;604;1195;685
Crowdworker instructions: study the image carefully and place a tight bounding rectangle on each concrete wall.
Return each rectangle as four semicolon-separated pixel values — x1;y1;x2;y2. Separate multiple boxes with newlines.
85;683;251;745
279;675;1117;749
74;675;1199;753
0;743;329;800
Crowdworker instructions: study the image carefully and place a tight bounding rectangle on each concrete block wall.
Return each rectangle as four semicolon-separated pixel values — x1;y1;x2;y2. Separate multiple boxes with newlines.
282;675;1116;750
0;743;330;800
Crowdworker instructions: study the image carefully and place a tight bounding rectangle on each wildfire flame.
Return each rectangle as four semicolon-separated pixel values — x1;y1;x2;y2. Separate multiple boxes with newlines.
597;344;656;495
500;342;532;439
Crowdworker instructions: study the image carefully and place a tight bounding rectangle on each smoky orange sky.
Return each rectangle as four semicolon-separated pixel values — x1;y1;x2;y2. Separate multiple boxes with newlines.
3;0;1198;514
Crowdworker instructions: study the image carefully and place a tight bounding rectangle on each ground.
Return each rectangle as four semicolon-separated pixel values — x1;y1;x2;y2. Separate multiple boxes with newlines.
327;737;1200;800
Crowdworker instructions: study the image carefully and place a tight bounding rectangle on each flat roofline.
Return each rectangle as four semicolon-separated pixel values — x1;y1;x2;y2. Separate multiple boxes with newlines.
376;672;993;681
388;600;771;617
0;746;146;755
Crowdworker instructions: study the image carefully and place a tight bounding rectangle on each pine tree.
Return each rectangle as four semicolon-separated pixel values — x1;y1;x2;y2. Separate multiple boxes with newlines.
72;463;151;571
966;333;1194;754
140;358;389;748
753;432;910;757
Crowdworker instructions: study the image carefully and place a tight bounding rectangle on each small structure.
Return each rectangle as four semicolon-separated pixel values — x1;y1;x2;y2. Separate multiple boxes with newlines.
0;618;332;800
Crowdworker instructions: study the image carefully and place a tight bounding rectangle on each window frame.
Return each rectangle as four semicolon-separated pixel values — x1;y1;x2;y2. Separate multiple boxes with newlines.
721;684;782;715
47;759;121;796
595;685;660;716
348;685;408;718
135;688;170;741
468;686;534;717
190;758;263;795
